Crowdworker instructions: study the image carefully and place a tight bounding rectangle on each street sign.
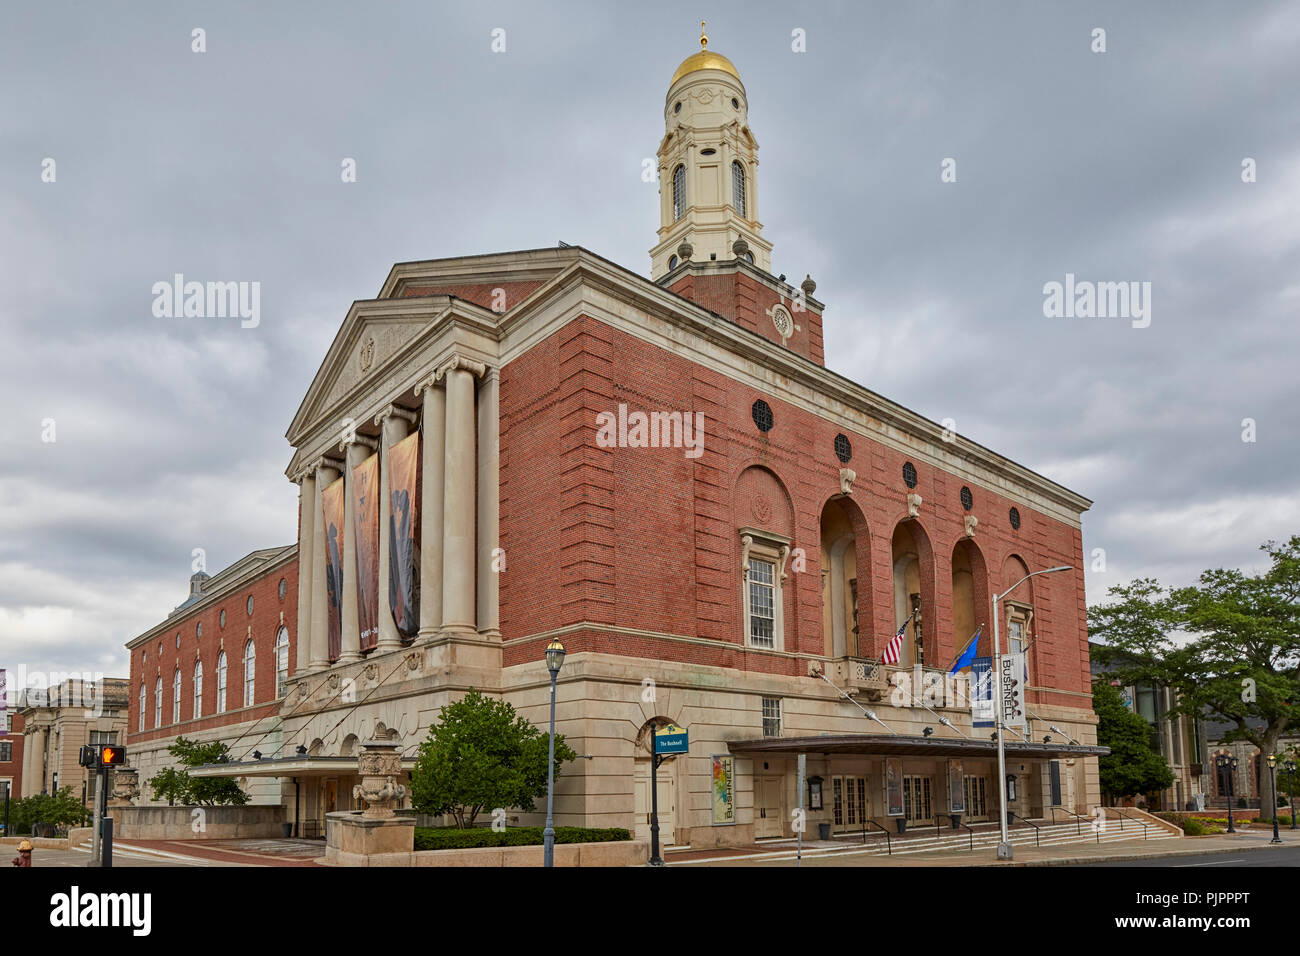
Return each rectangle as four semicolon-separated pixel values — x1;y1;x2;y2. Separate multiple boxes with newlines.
653;722;689;754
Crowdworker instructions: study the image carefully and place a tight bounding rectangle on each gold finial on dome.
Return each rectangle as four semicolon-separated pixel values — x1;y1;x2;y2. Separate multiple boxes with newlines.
700;20;707;50
670;22;743;88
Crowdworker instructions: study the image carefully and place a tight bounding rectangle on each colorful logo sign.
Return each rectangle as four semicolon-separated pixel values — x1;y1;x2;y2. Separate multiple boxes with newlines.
654;723;689;754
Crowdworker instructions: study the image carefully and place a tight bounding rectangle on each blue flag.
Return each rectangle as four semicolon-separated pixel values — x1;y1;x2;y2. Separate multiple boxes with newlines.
949;629;981;674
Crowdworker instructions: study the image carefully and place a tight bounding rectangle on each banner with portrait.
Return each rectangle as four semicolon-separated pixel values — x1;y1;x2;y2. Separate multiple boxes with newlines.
387;432;421;638
352;453;380;652
321;475;346;662
711;755;735;825
885;758;904;816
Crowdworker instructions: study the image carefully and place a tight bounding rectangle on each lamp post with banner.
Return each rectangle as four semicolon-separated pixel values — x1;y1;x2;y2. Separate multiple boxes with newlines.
992;565;1072;860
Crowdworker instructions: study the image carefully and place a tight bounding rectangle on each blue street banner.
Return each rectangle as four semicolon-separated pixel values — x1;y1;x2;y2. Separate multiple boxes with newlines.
654;722;689;754
972;657;993;727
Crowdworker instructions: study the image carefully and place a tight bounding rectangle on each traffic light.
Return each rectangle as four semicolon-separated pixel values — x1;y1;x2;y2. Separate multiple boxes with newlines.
79;745;97;768
97;746;126;768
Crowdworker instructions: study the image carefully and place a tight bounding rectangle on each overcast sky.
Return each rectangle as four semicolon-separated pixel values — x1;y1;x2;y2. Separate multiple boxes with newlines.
2;1;1297;682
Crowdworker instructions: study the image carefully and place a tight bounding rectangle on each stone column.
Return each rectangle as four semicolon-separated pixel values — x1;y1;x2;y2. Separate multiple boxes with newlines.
338;437;376;664
310;459;342;671
295;471;316;675
374;406;417;651
441;356;483;634
414;372;445;641
476;369;500;638
21;726;36;796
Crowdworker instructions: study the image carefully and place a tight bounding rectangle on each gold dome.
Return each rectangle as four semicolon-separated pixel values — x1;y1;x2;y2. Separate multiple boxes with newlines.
670;50;742;87
669;21;743;89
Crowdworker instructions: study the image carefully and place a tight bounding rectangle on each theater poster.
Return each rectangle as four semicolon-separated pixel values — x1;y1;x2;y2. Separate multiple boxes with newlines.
321;475;346;662
885;758;904;816
948;758;965;813
352;453;380;651
711;755;735;825
387;431;421;638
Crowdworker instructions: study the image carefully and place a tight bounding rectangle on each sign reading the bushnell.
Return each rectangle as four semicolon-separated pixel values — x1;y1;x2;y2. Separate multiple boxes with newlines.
1000;653;1027;732
654;723;689;754
972;657;994;727
711;755;735;825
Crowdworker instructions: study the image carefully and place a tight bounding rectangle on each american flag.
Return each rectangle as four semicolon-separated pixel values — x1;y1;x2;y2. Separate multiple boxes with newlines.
882;621;907;665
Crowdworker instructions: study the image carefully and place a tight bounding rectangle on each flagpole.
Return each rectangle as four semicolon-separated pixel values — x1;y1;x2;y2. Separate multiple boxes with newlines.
943;626;985;673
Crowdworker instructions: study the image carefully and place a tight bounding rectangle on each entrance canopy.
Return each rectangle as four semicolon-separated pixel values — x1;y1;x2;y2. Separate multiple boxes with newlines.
727;733;1108;760
188;755;417;779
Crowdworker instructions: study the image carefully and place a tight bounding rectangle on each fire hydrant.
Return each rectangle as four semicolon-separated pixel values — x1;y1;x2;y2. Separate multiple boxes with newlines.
11;839;33;867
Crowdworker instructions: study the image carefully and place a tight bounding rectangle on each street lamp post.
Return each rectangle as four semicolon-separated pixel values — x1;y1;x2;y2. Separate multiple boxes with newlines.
991;564;1072;861
1267;755;1282;845
542;638;566;868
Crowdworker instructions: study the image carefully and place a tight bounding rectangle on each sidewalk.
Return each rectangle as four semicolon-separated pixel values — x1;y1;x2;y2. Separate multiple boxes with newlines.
666;827;1300;867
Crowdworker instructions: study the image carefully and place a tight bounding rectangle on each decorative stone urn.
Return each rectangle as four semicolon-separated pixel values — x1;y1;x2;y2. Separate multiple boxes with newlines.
352;739;407;819
109;766;140;807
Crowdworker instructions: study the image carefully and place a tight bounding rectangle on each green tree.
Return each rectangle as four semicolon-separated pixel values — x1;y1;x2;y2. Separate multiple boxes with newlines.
1092;679;1175;801
1090;537;1300;820
9;786;90;834
146;736;248;807
410;689;577;828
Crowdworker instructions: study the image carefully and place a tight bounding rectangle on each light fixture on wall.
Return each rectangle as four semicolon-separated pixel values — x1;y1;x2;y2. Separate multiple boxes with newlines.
922;727;933;737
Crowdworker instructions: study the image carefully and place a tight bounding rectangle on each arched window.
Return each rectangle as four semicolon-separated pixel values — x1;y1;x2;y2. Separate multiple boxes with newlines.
732;161;746;217
193;660;203;719
216;651;227;714
172;668;181;724
243;640;256;707
275;627;289;697
672;164;686;220
138;682;146;732
154;676;162;728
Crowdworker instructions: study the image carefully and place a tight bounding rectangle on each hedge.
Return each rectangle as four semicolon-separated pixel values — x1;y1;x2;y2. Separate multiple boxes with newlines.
413;826;631;851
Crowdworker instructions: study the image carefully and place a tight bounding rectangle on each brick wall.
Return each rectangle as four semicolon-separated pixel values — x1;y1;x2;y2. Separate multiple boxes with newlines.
499;315;1090;707
127;558;298;745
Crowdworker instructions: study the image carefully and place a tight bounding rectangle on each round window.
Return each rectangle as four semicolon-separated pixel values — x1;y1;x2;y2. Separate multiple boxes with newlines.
731;97;739;109
196;621;202;638
219;609;226;629
175;633;181;649
1009;507;1021;530
751;399;774;433
278;577;287;601
834;434;852;463
902;462;918;489
673;101;681;114
668;255;678;270
246;595;255;616
771;305;793;338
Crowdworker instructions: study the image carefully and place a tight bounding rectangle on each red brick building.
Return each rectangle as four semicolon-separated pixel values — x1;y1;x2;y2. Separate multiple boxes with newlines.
147;36;1103;847
1;710;24;802
125;546;297;805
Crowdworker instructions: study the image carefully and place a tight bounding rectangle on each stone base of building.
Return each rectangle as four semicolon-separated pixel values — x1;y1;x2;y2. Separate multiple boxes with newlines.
322;835;648;867
114;805;288;840
324;810;415;864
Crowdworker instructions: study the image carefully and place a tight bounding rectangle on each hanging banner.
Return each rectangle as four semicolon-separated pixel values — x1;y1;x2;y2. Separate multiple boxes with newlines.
0;668;7;735
321;475;346;662
885;758;904;816
387;431;421;638
352;453;381;652
1000;652;1027;732
711;755;735;825
972;657;994;727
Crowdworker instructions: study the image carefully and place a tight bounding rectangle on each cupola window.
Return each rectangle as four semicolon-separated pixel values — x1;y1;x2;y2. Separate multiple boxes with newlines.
732;161;746;217
672;164;686;220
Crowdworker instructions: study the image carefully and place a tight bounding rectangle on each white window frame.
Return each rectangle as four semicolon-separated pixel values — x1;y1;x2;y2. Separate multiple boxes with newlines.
193;660;203;719
740;529;790;651
1005;600;1033;686
732;160;746;217
243;640;256;708
172;669;181;724
153;676;162;728
672;164;686;220
275;627;289;697
761;696;782;737
139;683;146;731
216;651;227;715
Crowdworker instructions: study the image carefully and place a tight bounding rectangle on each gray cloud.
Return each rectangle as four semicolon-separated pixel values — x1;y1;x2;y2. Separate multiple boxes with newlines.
1;1;1297;680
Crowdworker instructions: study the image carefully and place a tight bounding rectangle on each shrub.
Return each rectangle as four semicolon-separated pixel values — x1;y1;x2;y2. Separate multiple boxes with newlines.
1182;818;1223;836
413;826;631;851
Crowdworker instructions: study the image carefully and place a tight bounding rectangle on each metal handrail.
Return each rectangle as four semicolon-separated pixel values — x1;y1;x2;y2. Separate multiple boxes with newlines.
956;819;975;851
1111;808;1151;840
859;819;892;855
1049;806;1087;835
1008;812;1040;846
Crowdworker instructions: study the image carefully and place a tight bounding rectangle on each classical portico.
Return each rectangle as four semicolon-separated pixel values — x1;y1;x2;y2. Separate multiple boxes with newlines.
286;302;504;687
